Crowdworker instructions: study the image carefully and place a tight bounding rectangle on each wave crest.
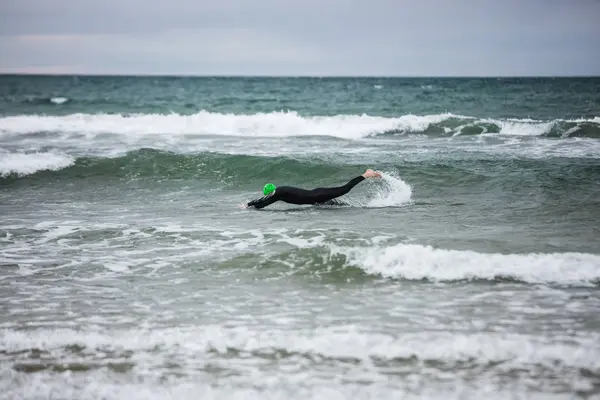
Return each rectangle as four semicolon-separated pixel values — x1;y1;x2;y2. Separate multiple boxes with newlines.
0;150;75;177
1;111;598;139
269;234;600;286
335;243;600;285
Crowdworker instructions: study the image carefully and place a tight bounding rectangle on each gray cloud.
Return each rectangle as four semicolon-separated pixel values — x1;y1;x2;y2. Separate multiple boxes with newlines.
1;0;599;75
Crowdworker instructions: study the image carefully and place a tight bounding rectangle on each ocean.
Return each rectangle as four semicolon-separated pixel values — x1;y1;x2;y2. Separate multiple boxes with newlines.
1;75;599;400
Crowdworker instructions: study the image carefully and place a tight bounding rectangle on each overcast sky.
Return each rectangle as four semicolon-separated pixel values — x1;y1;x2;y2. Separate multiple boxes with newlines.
1;0;599;76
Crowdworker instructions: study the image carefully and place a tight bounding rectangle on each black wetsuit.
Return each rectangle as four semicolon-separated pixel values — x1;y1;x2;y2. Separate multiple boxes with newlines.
247;175;365;209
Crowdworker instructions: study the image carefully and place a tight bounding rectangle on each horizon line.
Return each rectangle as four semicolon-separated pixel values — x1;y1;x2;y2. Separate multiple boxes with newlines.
1;72;599;79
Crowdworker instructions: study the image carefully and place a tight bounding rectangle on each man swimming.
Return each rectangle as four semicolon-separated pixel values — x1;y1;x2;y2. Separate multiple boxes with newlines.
246;169;382;209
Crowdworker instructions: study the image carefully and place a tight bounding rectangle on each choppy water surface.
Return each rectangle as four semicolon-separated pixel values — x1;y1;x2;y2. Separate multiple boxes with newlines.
1;75;600;400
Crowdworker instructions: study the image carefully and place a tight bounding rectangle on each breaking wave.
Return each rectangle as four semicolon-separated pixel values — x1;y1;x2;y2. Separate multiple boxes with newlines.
268;235;600;286
0;150;75;177
1;111;599;139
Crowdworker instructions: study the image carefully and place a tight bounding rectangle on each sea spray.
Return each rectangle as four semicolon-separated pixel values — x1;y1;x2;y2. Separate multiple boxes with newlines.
338;170;413;208
366;171;413;208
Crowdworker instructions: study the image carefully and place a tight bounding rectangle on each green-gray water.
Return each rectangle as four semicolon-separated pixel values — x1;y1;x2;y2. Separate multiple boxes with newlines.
1;75;600;400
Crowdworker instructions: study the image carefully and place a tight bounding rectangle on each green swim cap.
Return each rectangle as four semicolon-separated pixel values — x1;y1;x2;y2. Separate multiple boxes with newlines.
263;183;276;196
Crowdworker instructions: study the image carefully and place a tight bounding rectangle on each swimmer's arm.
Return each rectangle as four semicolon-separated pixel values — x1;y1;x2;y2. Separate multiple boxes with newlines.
341;169;381;190
247;192;280;209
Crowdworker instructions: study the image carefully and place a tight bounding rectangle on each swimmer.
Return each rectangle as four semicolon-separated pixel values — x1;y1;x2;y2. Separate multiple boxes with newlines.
246;169;382;209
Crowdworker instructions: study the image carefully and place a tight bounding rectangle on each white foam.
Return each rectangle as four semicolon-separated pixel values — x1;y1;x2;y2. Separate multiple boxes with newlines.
0;151;75;177
1;323;598;400
1;112;598;142
50;97;68;105
1;325;598;370
0;376;579;400
0;111;456;140
479;116;600;137
334;243;600;285
365;171;413;207
495;119;556;136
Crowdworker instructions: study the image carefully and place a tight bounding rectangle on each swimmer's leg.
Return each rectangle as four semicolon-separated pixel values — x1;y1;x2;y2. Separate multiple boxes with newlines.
310;176;366;203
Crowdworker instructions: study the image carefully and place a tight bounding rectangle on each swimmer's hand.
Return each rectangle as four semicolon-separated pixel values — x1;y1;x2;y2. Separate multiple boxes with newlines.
362;169;382;178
